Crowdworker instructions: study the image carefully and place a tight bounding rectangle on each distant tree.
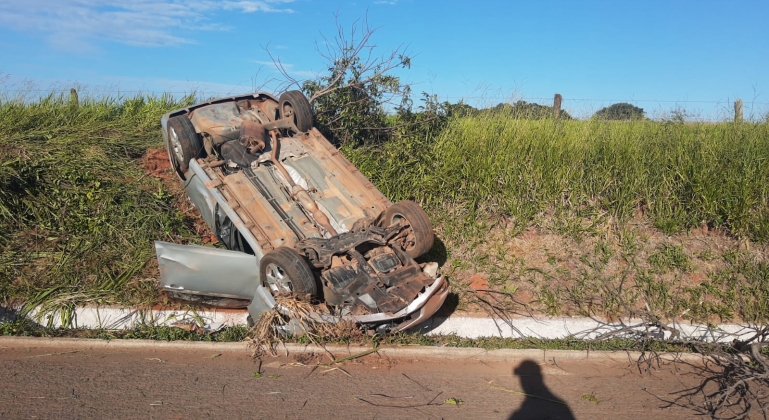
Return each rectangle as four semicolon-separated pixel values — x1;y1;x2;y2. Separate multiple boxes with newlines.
445;101;478;118
594;103;645;120
481;101;572;120
665;106;691;124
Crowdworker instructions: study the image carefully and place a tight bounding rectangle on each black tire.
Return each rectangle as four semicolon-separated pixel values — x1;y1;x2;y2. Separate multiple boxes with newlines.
260;247;317;297
380;201;435;259
166;115;204;179
278;90;313;132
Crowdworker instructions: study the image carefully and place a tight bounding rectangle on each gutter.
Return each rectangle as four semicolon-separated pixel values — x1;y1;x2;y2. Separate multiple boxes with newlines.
5;304;758;344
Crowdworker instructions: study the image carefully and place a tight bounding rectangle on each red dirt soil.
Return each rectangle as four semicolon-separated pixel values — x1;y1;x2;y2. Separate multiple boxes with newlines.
140;147;217;243
141;147;173;179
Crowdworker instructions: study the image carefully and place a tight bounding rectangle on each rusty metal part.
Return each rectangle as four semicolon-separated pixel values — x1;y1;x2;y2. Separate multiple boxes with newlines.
263;115;298;132
297;225;398;268
301;129;392;214
189;102;244;146
197;161;275;251
308;227;432;314
243;168;307;241
239;119;267;153
219;140;261;168
325;262;431;314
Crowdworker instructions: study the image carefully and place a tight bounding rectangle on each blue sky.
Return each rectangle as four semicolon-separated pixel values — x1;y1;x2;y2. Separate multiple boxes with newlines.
1;0;768;119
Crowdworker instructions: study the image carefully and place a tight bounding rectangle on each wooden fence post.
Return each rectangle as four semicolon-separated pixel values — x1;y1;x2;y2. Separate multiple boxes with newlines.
69;88;79;108
553;93;562;119
734;99;743;123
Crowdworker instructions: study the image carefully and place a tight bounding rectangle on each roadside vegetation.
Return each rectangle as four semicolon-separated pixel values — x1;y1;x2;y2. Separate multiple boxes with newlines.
2;91;768;329
0;92;204;313
345;114;769;326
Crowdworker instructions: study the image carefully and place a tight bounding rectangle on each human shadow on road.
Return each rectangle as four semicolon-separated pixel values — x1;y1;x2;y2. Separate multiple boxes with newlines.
508;360;576;420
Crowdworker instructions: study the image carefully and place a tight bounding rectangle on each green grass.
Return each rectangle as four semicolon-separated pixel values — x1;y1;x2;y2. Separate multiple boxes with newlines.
0;318;251;342
346;116;769;242
0;92;201;308
345;115;769;324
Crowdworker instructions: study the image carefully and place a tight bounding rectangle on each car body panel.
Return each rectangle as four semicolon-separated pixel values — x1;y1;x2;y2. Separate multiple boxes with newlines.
183;166;217;230
155;241;259;299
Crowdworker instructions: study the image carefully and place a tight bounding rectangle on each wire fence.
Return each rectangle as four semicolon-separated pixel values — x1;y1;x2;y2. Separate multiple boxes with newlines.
1;86;767;122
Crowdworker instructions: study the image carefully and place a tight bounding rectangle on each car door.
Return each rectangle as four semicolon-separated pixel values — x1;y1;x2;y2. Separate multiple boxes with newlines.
154;241;259;300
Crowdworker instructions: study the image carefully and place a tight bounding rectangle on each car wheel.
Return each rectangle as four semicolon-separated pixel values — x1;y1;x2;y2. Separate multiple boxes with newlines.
278;90;313;132
167;115;204;179
260;247;317;297
380;201;435;259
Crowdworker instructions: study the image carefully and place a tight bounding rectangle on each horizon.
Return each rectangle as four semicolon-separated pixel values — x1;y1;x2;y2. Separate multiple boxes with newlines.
1;0;767;121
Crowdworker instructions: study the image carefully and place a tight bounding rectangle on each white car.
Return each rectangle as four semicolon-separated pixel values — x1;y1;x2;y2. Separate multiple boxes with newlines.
154;91;448;333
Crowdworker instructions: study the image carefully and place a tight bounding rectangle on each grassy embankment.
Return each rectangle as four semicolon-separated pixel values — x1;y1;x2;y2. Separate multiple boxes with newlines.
0;93;203;319
1;93;768;328
345;116;769;324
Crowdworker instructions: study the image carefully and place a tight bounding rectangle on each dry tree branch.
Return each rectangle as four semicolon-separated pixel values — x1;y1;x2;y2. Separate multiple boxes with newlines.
457;286;536;338
589;278;769;418
262;42;302;93
304;11;410;103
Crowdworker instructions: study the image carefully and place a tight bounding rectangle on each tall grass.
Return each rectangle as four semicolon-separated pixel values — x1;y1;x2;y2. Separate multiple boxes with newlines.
347;116;769;241
2;92;768;311
0;92;199;308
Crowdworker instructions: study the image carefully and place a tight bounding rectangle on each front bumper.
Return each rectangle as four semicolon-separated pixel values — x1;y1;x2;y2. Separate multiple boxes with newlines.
248;275;449;334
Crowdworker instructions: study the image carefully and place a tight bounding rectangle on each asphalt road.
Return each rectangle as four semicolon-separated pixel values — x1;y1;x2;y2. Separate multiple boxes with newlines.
0;338;715;419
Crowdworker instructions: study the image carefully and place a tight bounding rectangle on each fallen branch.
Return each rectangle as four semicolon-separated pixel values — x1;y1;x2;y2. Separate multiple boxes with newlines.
355;391;444;408
321;347;380;365
488;381;568;405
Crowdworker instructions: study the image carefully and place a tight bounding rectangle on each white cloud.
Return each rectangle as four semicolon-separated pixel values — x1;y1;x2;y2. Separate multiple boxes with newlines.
0;0;295;49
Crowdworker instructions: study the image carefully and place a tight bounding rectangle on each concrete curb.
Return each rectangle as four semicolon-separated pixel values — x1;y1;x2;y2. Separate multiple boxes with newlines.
13;305;757;343
0;336;708;363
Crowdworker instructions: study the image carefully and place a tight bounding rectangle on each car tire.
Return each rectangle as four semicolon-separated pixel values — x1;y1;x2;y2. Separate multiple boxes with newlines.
167;115;204;179
380;201;435;259
260;247;318;297
278;90;313;132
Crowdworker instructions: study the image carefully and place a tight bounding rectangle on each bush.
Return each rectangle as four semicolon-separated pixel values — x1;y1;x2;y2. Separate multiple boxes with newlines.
594;102;645;120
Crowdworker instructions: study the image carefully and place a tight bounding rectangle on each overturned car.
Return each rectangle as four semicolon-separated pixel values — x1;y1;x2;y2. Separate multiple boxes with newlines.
155;91;448;333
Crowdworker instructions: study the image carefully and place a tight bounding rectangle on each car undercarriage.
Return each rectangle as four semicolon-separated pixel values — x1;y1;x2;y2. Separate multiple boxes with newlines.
155;91;448;332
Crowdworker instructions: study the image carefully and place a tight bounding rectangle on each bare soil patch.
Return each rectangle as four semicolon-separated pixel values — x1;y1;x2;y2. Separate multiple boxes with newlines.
440;213;769;325
139;147;217;243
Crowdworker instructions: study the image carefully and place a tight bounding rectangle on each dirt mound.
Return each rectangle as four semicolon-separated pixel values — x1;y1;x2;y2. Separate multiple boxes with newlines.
140;148;217;243
141;147;173;178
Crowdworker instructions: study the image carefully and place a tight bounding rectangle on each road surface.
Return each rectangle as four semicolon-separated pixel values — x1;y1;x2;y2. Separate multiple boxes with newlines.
0;338;715;419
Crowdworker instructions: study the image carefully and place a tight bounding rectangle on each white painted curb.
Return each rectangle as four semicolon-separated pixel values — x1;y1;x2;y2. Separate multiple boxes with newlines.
5;305;758;343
